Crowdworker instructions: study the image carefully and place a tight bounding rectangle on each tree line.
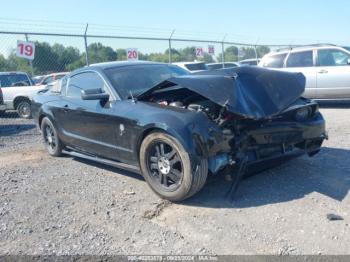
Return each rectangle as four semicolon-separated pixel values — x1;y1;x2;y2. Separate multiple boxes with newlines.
0;41;271;76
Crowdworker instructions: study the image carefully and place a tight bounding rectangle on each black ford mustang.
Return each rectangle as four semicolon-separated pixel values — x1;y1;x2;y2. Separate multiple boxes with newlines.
32;61;326;201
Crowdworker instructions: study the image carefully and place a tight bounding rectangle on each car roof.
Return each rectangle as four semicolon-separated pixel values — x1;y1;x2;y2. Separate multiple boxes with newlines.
0;71;28;75
173;62;205;66
207;62;238;65
239;58;260;62
88;60;166;70
266;44;347;56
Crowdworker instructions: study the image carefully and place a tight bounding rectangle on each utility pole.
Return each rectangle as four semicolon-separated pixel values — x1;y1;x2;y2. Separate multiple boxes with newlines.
254;38;259;63
168;29;175;64
221;34;227;68
84;23;89;66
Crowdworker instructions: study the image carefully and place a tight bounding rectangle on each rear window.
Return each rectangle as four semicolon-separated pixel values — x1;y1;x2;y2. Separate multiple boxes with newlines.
286;51;313;67
0;73;31;87
185;63;208;71
261;53;287;68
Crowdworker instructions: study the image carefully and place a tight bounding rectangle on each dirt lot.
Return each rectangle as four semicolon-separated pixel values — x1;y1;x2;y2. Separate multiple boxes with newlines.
0;106;349;255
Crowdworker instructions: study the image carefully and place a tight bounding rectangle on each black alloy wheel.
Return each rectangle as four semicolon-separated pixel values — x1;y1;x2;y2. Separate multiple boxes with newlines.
139;132;208;201
146;140;183;191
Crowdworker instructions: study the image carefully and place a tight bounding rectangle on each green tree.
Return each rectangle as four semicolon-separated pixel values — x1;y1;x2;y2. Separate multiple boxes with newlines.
6;53;32;74
256;46;270;58
32;41;60;74
87;43;117;64
220;46;238;62
116;48;127;61
0;54;11;71
52;44;81;72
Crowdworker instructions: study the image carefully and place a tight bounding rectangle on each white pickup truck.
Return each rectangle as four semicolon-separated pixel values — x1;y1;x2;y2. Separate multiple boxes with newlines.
0;72;47;118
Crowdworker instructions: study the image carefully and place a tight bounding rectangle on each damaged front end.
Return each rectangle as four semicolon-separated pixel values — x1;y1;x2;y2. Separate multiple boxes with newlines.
138;67;327;180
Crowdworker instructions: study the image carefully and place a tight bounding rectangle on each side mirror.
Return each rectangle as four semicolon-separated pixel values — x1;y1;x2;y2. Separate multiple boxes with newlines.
81;88;109;101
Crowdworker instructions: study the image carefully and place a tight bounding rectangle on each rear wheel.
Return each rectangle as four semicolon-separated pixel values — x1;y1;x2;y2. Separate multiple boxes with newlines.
16;99;32;119
139;132;208;201
41;117;63;156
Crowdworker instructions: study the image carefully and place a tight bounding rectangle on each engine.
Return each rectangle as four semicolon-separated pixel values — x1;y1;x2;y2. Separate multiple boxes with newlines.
156;99;223;123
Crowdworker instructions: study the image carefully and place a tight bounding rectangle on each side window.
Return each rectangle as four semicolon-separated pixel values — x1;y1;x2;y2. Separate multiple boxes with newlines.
262;53;287;68
286;51;313;67
42;76;53;85
59;77;67;94
66;72;106;99
55;75;65;80
317;49;350;66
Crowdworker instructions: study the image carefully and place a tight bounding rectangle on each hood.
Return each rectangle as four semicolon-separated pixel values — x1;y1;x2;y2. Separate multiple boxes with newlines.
138;66;306;119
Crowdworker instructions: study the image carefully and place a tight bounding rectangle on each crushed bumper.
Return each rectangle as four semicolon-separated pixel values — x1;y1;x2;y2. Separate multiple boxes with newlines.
241;112;326;175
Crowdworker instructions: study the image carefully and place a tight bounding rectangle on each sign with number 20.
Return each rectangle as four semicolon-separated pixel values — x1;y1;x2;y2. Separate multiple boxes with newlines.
126;48;138;61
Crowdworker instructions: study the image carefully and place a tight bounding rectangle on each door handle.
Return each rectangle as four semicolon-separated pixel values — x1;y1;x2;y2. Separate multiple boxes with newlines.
318;69;328;74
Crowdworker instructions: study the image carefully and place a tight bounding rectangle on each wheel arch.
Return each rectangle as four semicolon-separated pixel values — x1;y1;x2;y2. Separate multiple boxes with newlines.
38;113;47;130
13;96;31;109
135;124;207;165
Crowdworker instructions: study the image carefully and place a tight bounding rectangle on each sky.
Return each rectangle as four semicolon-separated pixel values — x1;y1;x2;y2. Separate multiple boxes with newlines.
0;0;349;54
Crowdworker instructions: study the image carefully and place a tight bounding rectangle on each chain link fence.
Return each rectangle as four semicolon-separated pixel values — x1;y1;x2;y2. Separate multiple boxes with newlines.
0;30;293;75
0;29;293;119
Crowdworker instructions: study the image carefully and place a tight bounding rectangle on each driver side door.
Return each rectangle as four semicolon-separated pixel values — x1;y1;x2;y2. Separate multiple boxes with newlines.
58;71;119;159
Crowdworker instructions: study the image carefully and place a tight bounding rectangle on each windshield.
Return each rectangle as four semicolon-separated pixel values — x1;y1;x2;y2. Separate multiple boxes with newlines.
104;64;189;99
0;73;31;87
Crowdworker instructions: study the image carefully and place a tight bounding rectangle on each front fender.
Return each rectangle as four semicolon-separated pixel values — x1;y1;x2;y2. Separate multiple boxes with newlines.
138;110;226;160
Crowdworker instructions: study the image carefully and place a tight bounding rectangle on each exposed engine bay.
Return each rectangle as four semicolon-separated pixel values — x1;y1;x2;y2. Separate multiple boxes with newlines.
146;86;319;131
148;87;233;125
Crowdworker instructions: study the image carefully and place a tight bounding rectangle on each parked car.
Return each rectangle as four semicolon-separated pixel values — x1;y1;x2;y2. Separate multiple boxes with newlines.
259;44;350;99
32;61;326;201
173;62;208;72
32;75;45;85
36;72;68;86
0;71;46;118
207;62;239;70
239;58;261;66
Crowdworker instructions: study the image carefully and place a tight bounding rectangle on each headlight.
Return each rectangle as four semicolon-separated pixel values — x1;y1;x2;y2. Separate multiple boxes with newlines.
295;107;311;121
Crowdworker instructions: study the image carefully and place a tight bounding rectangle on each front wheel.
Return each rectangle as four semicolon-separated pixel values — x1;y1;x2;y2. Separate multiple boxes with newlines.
41;117;63;156
139;132;208;201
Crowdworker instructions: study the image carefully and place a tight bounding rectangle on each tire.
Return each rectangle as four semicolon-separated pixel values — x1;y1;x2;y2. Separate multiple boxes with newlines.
41;117;63;157
139;132;208;202
16;99;32;119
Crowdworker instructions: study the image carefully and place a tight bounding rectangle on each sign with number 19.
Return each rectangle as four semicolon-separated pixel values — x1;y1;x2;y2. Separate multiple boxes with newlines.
16;40;35;60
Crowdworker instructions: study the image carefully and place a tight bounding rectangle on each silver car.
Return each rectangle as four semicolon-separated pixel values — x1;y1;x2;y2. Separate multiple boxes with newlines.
259;44;350;99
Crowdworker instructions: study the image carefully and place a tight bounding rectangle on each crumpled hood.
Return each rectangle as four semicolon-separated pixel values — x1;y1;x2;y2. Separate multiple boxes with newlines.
138;66;306;119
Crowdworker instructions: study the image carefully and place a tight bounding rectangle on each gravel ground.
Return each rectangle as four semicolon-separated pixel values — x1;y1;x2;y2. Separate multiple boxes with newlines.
0;106;349;255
